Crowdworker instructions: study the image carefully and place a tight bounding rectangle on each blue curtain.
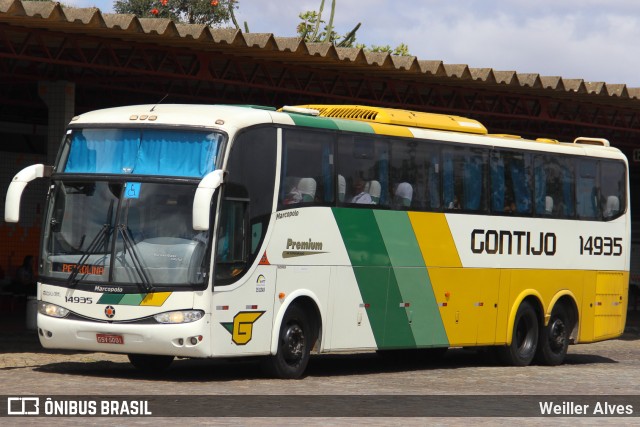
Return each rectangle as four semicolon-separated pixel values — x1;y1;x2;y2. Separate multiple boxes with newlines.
463;155;481;210
562;167;574;216
577;160;598;218
322;142;333;202
429;153;440;209
491;156;504;212
64;129;219;178
378;144;389;205
443;152;454;207
534;166;546;215
65;129;140;174
510;161;531;213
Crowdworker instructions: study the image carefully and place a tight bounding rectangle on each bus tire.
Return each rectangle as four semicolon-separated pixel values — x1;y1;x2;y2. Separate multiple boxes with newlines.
262;305;312;379
535;304;570;366
499;301;539;366
128;354;174;372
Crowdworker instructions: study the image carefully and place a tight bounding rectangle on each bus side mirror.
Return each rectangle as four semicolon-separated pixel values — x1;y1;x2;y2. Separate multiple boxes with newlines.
193;169;224;231
5;164;53;223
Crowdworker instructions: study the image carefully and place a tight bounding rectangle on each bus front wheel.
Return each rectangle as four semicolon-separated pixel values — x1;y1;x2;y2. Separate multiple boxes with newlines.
128;354;174;372
499;301;539;366
535;304;570;366
262;305;312;379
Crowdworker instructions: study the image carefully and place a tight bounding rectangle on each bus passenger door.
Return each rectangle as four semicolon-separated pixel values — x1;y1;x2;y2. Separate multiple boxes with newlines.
210;196;277;357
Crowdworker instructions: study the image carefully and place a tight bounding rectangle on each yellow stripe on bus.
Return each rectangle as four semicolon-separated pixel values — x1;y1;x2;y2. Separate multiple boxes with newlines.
408;212;462;268
424;268;628;347
369;122;414;137
140;292;172;306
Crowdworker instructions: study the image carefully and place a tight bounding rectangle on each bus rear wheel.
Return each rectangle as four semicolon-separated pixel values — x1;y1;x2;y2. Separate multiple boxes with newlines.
535;304;570;366
262;305;312;379
499;301;539;366
128;354;174;372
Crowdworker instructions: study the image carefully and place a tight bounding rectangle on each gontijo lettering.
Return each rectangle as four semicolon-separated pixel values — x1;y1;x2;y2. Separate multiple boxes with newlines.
471;229;556;256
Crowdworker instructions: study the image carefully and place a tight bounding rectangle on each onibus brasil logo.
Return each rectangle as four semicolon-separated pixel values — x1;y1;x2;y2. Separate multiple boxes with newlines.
221;311;265;345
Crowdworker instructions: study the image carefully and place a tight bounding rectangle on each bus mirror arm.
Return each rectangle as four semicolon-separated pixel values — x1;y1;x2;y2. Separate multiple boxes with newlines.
193;169;225;231
5;164;53;223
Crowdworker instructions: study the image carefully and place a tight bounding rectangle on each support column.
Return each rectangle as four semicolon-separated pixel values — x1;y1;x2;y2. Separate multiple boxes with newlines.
38;81;75;164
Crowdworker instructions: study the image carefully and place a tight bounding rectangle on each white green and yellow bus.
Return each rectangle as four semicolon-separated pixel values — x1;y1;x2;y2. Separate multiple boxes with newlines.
5;103;630;378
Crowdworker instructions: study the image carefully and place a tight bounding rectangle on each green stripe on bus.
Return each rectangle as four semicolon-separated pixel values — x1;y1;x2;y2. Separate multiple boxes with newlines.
119;294;146;305
384;269;417;348
333;208;415;348
373;210;449;346
285;113;340;130
351;266;390;346
332;118;375;133
332;208;390;267
392;267;449;347
373;211;424;267
97;293;125;304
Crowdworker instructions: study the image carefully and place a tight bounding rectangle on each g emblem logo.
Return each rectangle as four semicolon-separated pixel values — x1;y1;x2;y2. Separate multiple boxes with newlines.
221;311;265;345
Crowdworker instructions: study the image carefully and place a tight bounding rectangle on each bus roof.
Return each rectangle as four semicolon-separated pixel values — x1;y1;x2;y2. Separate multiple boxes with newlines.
289;104;488;135
69;104;276;129
68;103;625;161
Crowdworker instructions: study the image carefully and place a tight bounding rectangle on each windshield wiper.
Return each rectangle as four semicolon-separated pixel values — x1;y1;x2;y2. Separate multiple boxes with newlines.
117;224;154;293
67;224;112;285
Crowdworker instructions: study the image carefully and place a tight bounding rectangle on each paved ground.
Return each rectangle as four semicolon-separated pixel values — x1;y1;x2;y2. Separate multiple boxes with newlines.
1;309;639;425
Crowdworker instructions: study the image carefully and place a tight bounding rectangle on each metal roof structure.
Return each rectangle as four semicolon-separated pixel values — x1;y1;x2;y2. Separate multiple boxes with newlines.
2;0;640;154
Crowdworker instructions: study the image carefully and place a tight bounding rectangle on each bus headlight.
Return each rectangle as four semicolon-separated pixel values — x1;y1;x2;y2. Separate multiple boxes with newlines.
38;302;69;318
153;310;203;324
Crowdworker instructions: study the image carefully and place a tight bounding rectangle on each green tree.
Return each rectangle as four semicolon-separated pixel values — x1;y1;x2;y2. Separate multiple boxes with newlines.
113;0;238;26
296;0;360;47
296;0;409;55
362;43;411;56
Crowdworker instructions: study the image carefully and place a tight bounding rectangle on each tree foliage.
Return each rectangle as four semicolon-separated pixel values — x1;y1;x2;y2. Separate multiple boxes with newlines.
361;43;411;56
296;0;359;48
296;0;409;55
113;0;238;26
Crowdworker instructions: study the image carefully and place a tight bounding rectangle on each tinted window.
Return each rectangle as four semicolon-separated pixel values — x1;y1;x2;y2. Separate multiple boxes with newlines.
215;127;276;283
389;139;440;210
337;135;389;206
442;146;488;212
491;150;533;215
279;129;335;208
600;160;626;220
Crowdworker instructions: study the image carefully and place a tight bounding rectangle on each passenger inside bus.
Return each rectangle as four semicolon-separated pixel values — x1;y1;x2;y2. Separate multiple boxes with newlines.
349;177;373;204
364;180;381;204
392;182;413;209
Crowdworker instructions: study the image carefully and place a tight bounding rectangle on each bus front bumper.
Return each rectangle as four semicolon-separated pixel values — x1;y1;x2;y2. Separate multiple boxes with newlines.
37;312;212;358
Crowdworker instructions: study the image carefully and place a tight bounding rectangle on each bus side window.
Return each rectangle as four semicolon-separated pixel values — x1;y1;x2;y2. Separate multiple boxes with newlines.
280;129;334;208
492;150;532;215
576;159;600;219
534;154;574;218
600;160;626;220
337;135;389;207
443;147;487;212
388;138;438;211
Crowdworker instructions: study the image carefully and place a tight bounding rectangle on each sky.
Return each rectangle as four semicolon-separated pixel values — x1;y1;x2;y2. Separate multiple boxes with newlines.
63;0;640;87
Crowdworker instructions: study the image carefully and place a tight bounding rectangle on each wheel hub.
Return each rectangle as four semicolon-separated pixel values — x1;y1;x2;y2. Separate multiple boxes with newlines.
283;323;304;363
548;318;566;350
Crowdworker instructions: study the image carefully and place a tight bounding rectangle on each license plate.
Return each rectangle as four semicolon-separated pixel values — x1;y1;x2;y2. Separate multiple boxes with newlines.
96;333;124;344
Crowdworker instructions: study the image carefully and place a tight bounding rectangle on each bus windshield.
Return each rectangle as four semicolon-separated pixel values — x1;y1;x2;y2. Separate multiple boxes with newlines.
41;180;210;288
